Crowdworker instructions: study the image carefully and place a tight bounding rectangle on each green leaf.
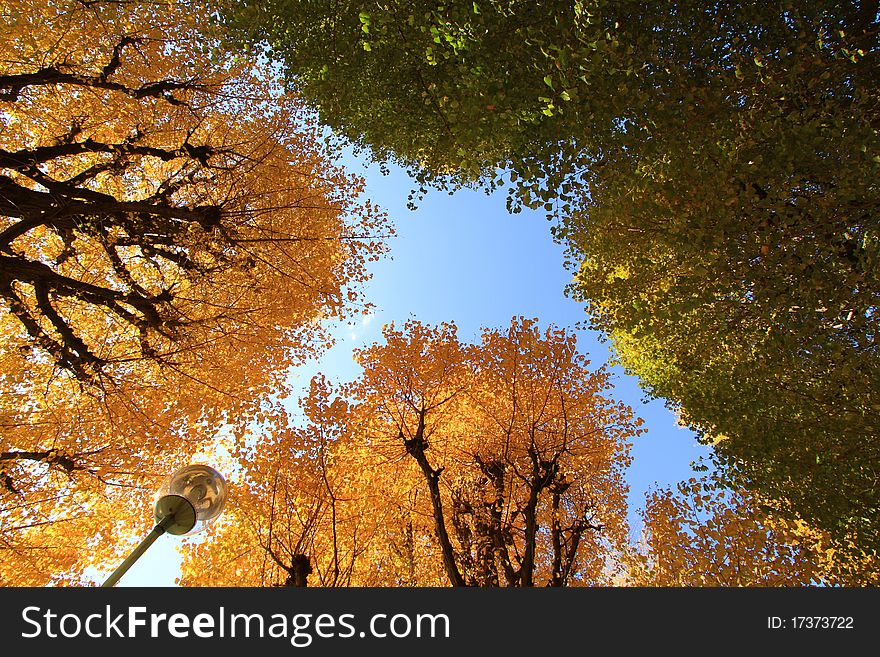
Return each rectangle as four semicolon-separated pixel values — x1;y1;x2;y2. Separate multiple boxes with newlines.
543;75;554;89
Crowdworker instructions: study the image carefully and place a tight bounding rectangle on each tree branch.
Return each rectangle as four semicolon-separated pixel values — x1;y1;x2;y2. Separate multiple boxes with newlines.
402;409;466;587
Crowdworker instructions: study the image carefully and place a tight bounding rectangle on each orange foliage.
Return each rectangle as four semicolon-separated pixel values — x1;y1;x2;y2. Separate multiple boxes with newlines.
183;318;644;586
0;0;388;585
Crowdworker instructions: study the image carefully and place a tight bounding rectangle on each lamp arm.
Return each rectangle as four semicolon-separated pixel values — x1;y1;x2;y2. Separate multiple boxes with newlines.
101;514;174;588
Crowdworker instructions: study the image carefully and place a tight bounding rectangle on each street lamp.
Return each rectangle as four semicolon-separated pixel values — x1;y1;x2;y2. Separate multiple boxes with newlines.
101;464;227;587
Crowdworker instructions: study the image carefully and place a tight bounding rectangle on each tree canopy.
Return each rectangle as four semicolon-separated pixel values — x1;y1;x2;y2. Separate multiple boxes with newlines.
563;5;880;564
182;319;844;587
2;0;876;586
182;318;643;587
0;0;389;585
220;0;880;574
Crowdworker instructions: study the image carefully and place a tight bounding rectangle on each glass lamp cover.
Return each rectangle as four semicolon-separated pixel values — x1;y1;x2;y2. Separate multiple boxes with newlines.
155;464;227;533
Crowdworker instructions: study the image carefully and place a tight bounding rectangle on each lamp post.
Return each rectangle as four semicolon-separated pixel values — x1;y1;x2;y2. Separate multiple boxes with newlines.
101;464;227;587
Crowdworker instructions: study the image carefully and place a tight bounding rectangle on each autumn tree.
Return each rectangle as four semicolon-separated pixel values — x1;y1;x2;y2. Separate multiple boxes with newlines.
178;377;394;587
180;376;460;588
184;318;643;587
0;0;388;585
216;0;880;572
352;318;643;587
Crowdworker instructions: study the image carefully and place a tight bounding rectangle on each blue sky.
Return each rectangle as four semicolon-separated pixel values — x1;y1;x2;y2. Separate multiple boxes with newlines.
113;152;711;586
